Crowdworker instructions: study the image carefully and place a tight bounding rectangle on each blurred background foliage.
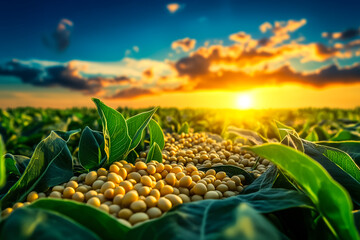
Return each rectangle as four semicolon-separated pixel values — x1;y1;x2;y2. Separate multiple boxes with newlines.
1;107;360;157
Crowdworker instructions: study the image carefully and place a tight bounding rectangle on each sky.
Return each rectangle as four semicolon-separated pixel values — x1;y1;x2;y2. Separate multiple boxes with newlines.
1;0;360;109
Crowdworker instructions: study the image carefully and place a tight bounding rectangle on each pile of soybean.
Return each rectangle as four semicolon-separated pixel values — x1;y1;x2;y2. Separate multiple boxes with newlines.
139;132;272;177
1;132;270;227
2;161;245;226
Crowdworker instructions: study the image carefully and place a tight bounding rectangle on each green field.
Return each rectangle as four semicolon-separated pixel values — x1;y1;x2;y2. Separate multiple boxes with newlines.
0;100;360;239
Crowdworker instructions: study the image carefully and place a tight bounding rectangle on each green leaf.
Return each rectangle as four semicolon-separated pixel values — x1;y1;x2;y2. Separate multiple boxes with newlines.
78;126;105;170
4;156;20;177
243;165;278;194
29;199;130;240
330;130;360;141
53;129;81;142
303;141;360;208
126;107;158;152
220;203;283;240
305;129;319;141
1;132;73;208
314;126;329;141
303;140;360;182
0;135;5;188
4;154;30;174
149;119;165;150
198;165;255;184
178;122;189;134
316;141;360;165
125;150;139;164
92;98;131;165
146;142;162;163
281;133;304;152
275;120;298;140
227;126;268;145
126;188;313;239
246;143;359;240
354;210;360;233
0;207;100;240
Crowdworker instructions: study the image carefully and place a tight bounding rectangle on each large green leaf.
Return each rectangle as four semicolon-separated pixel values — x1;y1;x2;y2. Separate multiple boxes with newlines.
0;207;100;240
146;142;163;163
0;132;73;208
0;135;5;188
126;107;158;151
78;126;105;170
126;188;313;239
316;141;360;165
302;141;360;209
303;140;360;182
92;98;131;165
247;143;359;240
29;199;130;240
149;119;165;150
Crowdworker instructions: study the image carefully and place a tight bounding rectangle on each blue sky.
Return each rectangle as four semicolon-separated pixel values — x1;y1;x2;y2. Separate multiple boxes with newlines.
1;0;359;62
1;0;360;108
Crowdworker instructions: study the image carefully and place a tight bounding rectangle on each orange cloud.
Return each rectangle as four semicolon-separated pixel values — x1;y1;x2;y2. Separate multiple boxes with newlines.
166;3;180;13
229;32;252;43
260;22;272;33
2;19;360;100
171;38;196;52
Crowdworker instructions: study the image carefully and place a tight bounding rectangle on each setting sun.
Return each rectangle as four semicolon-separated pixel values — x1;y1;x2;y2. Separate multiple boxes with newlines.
236;94;253;109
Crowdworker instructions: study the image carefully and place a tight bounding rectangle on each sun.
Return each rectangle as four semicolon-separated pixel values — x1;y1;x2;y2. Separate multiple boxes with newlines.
236;94;253;109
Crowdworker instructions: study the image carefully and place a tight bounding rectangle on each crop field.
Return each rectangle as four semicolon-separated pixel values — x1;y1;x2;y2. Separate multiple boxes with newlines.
0;99;359;239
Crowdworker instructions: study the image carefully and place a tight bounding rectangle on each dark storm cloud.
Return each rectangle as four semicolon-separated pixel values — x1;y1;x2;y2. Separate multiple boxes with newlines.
0;60;130;94
322;28;360;40
43;19;73;52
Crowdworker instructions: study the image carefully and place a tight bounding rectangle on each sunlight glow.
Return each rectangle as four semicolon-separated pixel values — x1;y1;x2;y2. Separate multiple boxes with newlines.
236;94;253;109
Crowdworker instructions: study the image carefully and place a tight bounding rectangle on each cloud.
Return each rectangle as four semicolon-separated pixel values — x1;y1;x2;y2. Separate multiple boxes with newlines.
229;32;252;43
43;19;73;52
125;46;140;56
172;62;360;93
258;19;307;47
0;60;131;95
322;27;360;40
143;68;154;79
171;38;196;52
2;18;360;100
166;3;181;13
260;22;272;33
106;87;155;99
